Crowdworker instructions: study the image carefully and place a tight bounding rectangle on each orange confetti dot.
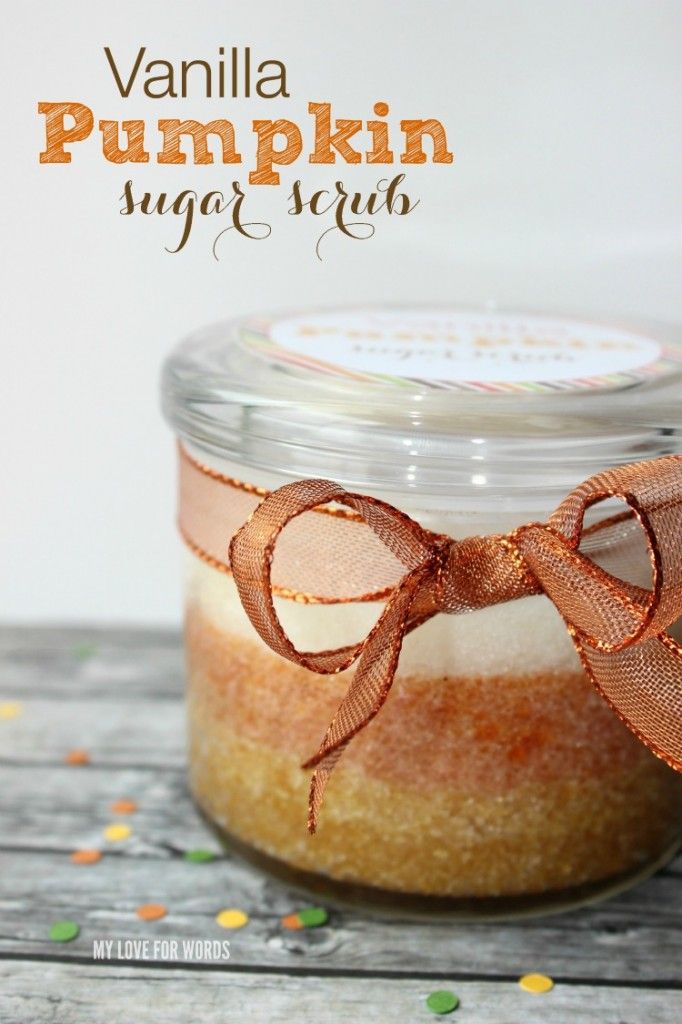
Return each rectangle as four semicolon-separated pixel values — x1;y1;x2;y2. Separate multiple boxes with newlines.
136;903;167;921
65;749;90;765
110;799;138;815
71;849;102;865
281;913;303;930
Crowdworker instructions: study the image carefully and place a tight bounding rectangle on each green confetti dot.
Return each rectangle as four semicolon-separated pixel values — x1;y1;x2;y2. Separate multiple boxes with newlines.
297;907;329;928
73;643;97;660
426;990;459;1015
49;920;80;943
183;848;216;863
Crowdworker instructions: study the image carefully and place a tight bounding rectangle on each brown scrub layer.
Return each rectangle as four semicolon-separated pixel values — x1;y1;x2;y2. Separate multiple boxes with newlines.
185;606;682;898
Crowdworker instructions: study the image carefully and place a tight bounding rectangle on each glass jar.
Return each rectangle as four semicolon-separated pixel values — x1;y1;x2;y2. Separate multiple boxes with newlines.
162;306;682;917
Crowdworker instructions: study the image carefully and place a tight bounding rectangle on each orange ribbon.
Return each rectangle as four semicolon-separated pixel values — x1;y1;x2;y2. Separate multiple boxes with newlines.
227;456;682;833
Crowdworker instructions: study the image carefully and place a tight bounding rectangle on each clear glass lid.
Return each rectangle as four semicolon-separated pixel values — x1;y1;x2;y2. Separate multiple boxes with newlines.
162;306;682;503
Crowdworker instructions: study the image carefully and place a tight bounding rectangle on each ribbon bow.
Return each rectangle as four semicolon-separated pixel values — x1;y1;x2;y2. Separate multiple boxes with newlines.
229;455;682;833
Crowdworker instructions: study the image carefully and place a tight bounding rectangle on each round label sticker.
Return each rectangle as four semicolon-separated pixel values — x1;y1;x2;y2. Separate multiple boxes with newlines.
244;308;675;393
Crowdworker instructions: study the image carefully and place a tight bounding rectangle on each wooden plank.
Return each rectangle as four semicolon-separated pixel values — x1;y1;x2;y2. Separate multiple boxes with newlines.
0;961;680;1024
0;815;675;983
2;623;681;1024
0;626;184;702
0;697;185;767
0;763;201;850
1;626;682;988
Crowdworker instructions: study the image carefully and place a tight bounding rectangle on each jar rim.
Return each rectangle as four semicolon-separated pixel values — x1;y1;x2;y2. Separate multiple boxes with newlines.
161;304;682;500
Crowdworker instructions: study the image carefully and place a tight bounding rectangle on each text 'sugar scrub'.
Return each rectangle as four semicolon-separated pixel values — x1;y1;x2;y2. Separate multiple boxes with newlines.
162;307;682;916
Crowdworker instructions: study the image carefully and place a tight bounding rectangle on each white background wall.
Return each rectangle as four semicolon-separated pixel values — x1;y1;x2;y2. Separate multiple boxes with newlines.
2;0;682;624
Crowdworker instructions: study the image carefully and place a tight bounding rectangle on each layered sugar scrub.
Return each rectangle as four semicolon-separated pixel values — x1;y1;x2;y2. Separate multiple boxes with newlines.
184;497;680;902
163;307;682;915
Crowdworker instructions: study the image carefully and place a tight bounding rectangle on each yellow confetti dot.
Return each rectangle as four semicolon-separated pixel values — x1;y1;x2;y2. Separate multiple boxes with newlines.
216;908;249;929
519;973;554;994
104;823;132;842
0;702;22;719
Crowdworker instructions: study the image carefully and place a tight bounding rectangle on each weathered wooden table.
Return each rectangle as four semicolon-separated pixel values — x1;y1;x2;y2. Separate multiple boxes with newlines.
1;626;680;1023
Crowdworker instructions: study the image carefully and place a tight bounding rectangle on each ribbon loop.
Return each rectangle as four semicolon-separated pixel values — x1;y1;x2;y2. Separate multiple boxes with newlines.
514;525;651;652
226;454;682;831
576;632;682;771
229;479;442;679
549;455;682;639
230;479;362;675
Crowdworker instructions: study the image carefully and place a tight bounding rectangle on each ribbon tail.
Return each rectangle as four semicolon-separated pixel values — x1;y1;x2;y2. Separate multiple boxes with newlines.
303;563;437;833
572;630;682;772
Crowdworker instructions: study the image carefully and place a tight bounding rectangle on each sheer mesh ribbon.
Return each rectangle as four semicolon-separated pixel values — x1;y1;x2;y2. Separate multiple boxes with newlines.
180;446;682;833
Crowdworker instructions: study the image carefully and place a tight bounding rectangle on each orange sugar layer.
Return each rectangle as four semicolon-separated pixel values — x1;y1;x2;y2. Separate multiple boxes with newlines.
185;607;671;793
186;610;682;897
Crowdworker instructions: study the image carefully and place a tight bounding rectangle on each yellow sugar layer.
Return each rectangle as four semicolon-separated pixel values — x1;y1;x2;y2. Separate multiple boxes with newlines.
188;700;681;897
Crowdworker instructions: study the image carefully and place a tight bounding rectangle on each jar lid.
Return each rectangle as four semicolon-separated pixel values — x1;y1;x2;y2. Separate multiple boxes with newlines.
162;306;682;504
